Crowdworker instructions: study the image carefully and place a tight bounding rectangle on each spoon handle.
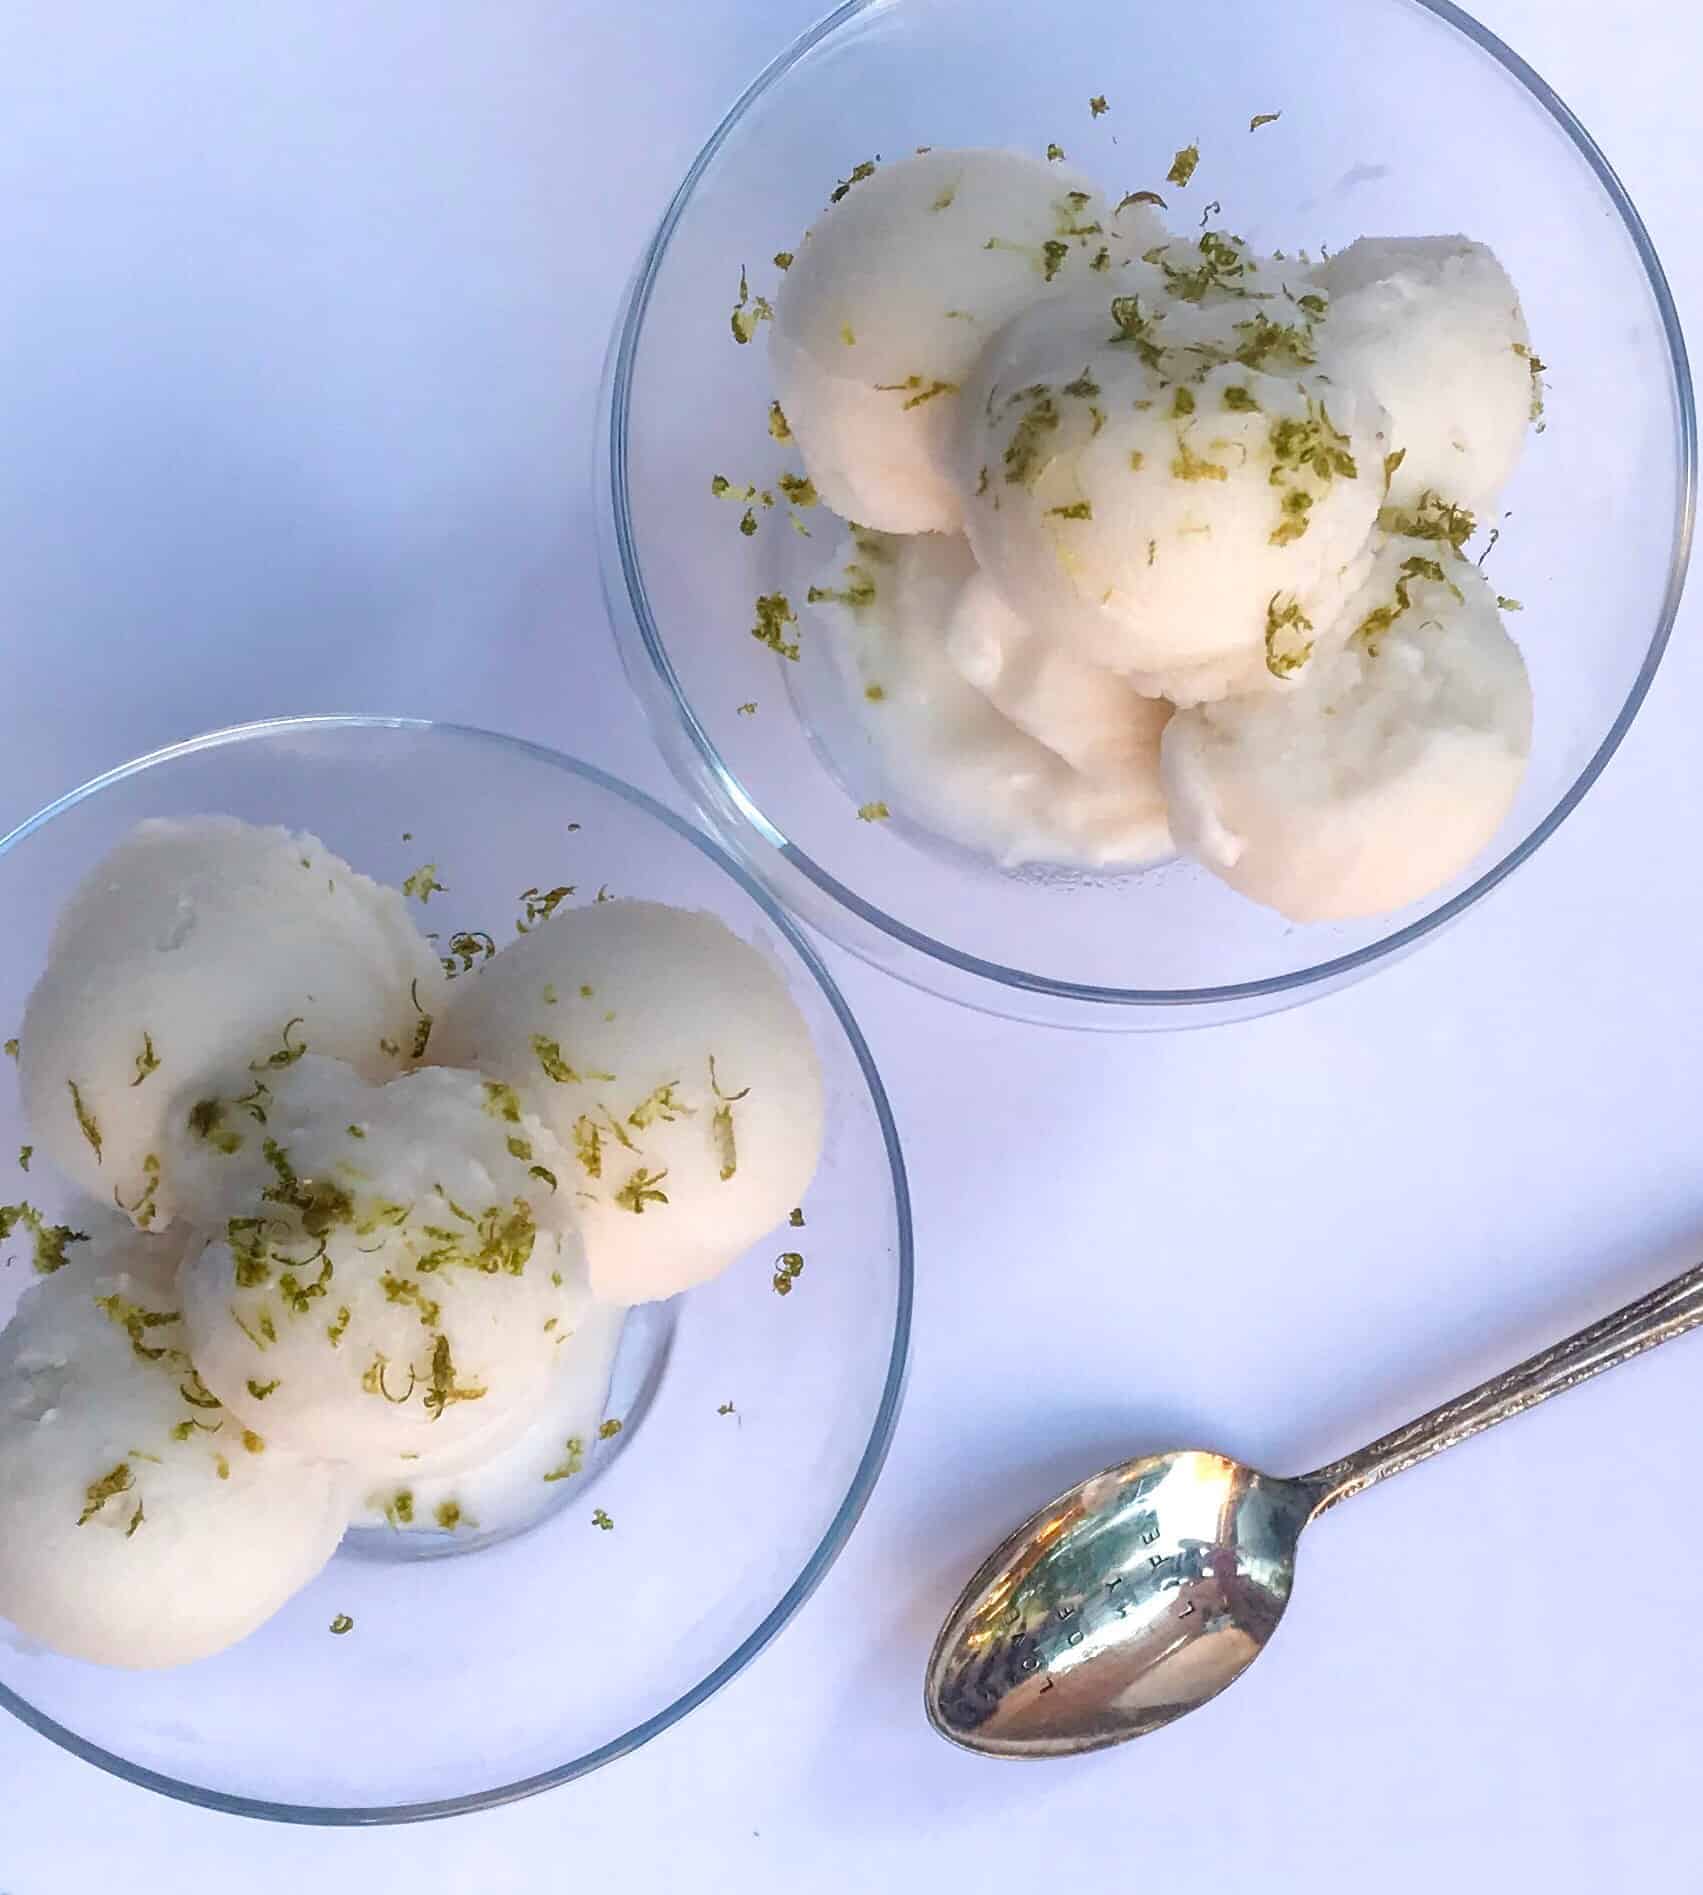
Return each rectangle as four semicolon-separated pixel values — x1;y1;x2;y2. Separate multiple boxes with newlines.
1301;1260;1703;1517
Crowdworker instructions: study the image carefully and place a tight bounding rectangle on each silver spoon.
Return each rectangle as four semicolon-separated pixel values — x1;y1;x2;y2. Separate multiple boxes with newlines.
926;1258;1703;1758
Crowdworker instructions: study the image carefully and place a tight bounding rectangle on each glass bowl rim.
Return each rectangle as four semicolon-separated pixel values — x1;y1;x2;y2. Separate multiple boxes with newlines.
605;0;1697;1017
0;712;915;1826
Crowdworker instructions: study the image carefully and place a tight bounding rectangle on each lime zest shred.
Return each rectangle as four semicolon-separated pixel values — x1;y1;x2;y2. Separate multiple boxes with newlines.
67;1081;102;1162
130;1033;161;1087
614;1166;669;1214
78;1462;134;1526
1166;143;1200;188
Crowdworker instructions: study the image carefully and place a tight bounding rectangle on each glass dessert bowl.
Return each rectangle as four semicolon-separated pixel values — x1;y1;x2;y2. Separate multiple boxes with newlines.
0;716;911;1822
600;0;1693;1030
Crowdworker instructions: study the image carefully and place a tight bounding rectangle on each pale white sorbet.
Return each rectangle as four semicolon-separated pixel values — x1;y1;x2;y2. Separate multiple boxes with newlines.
1313;236;1534;512
771;149;1164;533
351;1301;624;1539
19;818;443;1233
954;255;1390;704
432;902;823;1306
1161;544;1532;921
175;1058;588;1471
0;1251;350;1668
945;567;1172;788
812;528;1171;867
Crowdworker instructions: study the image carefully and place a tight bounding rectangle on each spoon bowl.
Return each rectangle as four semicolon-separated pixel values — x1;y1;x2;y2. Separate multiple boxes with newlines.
926;1452;1315;1757
927;1257;1703;1760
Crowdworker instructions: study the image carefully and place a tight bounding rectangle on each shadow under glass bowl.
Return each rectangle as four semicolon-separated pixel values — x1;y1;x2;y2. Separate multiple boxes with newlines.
0;715;911;1824
600;0;1694;1031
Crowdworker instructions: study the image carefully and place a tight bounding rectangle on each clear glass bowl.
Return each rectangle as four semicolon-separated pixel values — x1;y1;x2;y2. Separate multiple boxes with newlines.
0;716;911;1822
600;0;1694;1030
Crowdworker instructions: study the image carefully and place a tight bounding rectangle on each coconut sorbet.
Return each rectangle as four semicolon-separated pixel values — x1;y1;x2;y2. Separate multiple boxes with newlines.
0;819;824;1667
752;143;1537;921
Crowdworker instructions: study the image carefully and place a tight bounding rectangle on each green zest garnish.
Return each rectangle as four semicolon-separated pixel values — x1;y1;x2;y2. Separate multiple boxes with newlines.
1512;341;1547;421
16;1145;30;1171
1108;295;1165;368
1002;386;1061;486
1089;94;1109;117
246;1378;280;1400
598;1418;623;1440
188;1098;243;1154
768;400;791;441
591;1508;614;1531
856;801;891;821
828;158;876;204
179;1368;223;1410
67;1080;102;1162
572;1115;604;1179
95;1291;181;1362
531;1036;581;1084
1166;143;1200;188
1047;500;1093;520
1249;111;1282;132
381;1272;440;1328
408;978;433;1059
772;1251;805;1296
402;864;445;903
1172;440;1229;482
1354;554;1460;654
0;1201;90;1275
423;1333;486;1422
279;1258;334;1314
628;1082;693;1130
483;1080;523;1123
441;929;497;975
614;1166;669;1214
873;375;959;411
130;1033;161;1087
249;1017;307;1071
730;265;774;344
708;1054;750;1183
751;592;800;660
77;1462;134;1526
517;885;574;932
543;1437;585;1482
330;1614;355;1635
1231;313;1316;372
806;563;878;610
1377;491;1477;555
1046;143;1065;162
115;1151;164;1230
1264;595;1315;678
1267;398;1358;544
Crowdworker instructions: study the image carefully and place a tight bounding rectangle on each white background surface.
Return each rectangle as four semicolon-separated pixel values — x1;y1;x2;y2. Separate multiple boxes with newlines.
0;0;1697;1887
